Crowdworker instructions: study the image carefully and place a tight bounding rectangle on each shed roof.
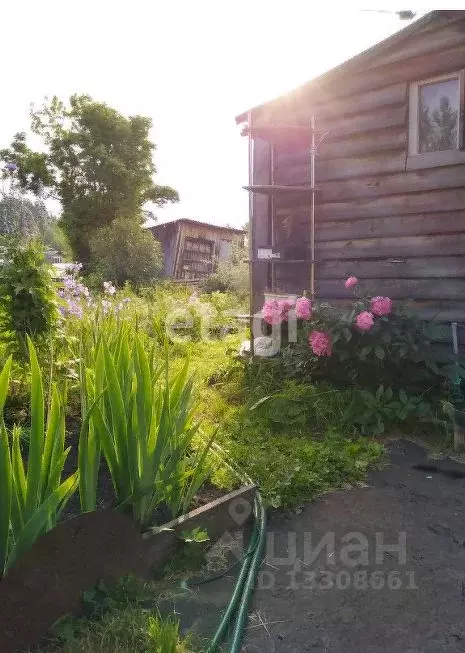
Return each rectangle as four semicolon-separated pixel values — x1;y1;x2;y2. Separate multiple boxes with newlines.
235;10;463;124
147;217;245;235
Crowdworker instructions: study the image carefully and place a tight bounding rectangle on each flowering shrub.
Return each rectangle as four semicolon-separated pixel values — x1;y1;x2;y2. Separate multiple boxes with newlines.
258;280;465;422
371;296;393;317
309;330;332;357
356;311;374;332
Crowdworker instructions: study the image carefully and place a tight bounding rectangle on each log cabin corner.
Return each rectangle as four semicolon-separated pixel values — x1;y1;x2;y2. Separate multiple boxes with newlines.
237;10;465;335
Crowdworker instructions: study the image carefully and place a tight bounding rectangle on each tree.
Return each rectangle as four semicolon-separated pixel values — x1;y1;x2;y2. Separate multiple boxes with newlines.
0;196;50;241
89;217;164;287
419;94;458;153
432;95;458;151
0;95;178;267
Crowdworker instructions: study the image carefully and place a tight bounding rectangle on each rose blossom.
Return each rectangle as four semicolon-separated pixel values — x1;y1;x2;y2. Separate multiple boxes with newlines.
371;296;393;317
262;299;283;325
262;298;294;325
295;297;312;320
309;330;332;357
278;299;294;322
356;311;374;332
344;276;358;289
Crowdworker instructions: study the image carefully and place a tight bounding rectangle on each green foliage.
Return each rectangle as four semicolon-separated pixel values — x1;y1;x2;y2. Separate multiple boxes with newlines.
201;239;249;299
80;327;214;526
88;217;164;287
0;339;78;578
49;606;189;653
0;240;58;355
0;195;52;242
43;220;73;260
1;95;178;266
179;527;209;543
345;385;435;436
0;132;53;195
258;287;463;436
181;337;384;508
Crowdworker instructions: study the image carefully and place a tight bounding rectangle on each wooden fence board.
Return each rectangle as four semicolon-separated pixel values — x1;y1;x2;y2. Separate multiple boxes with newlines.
316;234;465;260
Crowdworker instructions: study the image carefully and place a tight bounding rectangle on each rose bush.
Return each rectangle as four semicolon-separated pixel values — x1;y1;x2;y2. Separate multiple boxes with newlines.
258;280;465;399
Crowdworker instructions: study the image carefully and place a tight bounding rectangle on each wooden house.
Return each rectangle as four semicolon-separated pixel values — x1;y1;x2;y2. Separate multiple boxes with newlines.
148;218;245;281
237;10;465;328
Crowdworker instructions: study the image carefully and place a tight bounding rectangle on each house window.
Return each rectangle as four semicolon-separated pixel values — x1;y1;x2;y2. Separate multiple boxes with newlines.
409;72;463;155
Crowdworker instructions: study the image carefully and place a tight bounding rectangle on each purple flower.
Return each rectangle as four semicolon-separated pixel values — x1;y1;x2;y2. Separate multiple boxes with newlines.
66;299;83;318
63;276;76;291
75;282;89;297
4;162;17;172
103;281;116;296
101;300;112;314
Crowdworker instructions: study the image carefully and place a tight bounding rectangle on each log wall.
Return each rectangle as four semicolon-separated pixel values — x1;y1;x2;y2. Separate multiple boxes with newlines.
250;12;465;324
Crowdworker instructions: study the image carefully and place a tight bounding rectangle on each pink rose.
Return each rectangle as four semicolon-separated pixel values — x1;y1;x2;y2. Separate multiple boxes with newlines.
309;330;332;357
295;296;312;320
262;298;295;325
278;299;294;322
371;296;392;317
262;299;282;325
344;276;358;289
356;311;374;332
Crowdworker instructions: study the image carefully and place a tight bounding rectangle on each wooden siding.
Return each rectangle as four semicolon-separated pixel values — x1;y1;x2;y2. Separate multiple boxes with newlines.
150;222;244;281
250;13;465;324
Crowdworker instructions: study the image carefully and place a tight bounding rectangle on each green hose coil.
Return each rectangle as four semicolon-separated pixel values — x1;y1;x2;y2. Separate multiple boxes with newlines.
206;488;267;653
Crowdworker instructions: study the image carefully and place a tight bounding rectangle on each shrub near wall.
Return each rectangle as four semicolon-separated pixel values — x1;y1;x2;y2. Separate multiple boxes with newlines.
258;278;465;435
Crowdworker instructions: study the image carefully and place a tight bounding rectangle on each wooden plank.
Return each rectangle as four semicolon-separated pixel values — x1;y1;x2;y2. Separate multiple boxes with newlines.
316;278;465;301
276;151;407;184
320;164;465;203
326;43;465;101
265;41;465;127
245;184;314;196
147;485;256;540
362;18;465;71
415;303;465;322
320;129;407;160
318;82;407;122
406;149;465;170
245;15;465;129
317;256;465;280
256;82;407;127
314;189;465;221
314;298;465;323
276;127;407;163
316;233;465;260
320;105;406;140
316;211;465;242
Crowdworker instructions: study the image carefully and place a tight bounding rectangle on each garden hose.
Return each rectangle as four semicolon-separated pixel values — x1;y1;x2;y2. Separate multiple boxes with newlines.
228;496;267;653
205;443;267;653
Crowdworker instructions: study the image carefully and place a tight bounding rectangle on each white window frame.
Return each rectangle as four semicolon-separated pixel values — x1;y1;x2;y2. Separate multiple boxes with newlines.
409;70;464;156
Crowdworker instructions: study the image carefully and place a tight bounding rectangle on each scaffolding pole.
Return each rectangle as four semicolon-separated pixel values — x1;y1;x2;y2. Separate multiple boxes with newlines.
247;111;255;357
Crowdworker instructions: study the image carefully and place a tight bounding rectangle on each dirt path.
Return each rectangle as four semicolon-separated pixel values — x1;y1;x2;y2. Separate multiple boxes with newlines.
244;439;465;653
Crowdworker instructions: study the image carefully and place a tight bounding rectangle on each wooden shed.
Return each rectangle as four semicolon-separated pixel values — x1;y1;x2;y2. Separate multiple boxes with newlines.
148;218;245;281
237;10;465;326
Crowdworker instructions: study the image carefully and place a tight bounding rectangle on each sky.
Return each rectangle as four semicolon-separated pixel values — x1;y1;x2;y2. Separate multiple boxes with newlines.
0;2;457;228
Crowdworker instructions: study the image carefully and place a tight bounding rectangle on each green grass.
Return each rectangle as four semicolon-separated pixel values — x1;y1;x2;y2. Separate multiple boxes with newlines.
45;607;189;653
39;576;200;653
180;334;384;509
